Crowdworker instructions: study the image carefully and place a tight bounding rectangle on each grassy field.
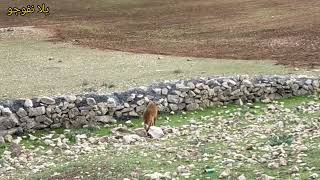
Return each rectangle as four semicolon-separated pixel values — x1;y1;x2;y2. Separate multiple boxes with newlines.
1;0;319;67
1;33;308;100
0;0;319;100
1;95;320;179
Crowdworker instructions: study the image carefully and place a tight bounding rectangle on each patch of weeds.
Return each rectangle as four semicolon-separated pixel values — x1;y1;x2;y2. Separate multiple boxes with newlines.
21;139;47;149
0;143;9;158
108;84;116;88
199;143;227;155
54;128;65;134
299;141;320;179
278;95;314;108
95;127;112;136
267;134;293;146
83;87;97;92
101;82;116;88
173;69;183;74
101;82;108;87
0;158;4;167
81;79;90;86
64;128;96;144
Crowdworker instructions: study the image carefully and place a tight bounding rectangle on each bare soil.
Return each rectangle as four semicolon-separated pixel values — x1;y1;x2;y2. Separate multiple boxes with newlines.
1;0;319;67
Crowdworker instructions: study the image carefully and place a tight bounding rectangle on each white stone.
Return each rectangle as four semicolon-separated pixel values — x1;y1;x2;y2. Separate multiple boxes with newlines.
219;168;231;178
40;97;56;105
148;126;164;139
24;99;33;108
123;134;143;144
259;174;275;180
238;174;246;180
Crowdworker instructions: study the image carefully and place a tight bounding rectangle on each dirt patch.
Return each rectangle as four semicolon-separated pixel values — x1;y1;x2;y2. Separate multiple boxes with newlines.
0;26;52;41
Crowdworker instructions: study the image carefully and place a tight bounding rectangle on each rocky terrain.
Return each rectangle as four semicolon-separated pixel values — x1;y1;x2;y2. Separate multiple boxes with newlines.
1;75;319;139
1;95;320;179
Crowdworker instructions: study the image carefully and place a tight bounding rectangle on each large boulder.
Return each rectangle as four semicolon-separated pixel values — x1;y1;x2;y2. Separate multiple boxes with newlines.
0;115;19;130
148;126;164;139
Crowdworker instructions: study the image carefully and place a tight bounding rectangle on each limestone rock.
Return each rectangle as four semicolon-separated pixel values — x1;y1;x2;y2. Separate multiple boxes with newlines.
86;98;96;106
4;134;13;143
161;88;169;95
64;95;77;102
219;169;231;179
169;104;179;111
2;108;12;116
16;108;28;117
28;106;46;117
0;136;5;144
153;88;162;95
123;134;143;144
0;115;19;130
186;103;199;111
259;174;275;180
96;116;116;124
310;173;319;179
40;97;56;105
24;99;33;108
167;95;180;104
68;108;80;119
144;172;171;180
148;126;164;139
238;174;246;180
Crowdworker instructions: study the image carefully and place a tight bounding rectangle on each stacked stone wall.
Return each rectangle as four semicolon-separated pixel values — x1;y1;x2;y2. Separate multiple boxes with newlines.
0;75;319;137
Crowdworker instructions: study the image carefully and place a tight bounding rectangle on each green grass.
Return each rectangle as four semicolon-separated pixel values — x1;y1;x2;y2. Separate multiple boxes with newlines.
302;149;320;179
267;134;293;147
27;135;225;179
4;95;315;154
0;144;9;159
3;95;320;179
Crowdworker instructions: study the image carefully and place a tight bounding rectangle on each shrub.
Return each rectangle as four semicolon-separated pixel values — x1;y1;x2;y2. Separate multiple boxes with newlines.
267;134;293;146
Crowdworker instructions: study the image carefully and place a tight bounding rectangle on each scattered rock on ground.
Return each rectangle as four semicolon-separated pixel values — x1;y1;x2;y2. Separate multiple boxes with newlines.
148;126;165;139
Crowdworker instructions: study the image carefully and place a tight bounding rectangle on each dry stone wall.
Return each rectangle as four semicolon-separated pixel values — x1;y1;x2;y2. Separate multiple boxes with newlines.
0;75;319;137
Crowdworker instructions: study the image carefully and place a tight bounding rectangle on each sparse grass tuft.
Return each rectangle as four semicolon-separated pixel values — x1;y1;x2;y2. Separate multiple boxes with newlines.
108;84;116;88
81;79;90;87
173;69;183;74
267;134;293;147
83;87;97;93
102;82;116;89
0;144;9;158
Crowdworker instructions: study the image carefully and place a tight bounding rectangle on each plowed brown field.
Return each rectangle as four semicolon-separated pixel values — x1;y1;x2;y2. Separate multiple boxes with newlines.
1;0;319;67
